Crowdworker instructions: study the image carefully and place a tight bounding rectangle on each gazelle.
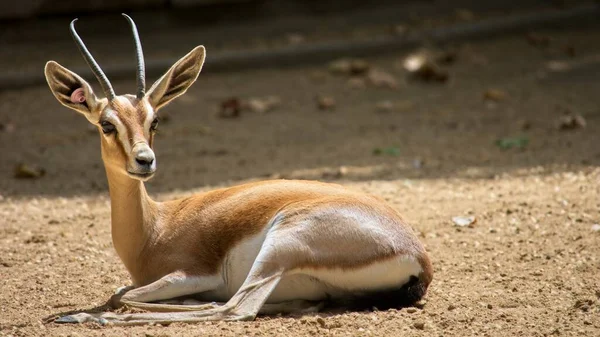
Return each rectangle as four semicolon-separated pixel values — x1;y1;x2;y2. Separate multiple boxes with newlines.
44;15;432;326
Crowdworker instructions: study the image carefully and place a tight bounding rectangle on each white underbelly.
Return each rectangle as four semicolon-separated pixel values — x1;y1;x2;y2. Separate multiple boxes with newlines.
211;223;422;304
268;255;422;302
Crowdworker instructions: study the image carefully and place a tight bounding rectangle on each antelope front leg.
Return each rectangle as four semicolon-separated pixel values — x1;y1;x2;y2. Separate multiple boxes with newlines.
55;272;222;324
56;264;286;326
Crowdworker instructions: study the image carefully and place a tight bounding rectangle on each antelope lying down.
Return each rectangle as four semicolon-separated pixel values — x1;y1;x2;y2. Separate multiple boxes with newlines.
44;15;432;326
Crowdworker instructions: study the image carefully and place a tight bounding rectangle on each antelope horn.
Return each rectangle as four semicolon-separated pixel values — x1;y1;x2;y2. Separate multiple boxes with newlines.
122;14;146;99
69;19;116;101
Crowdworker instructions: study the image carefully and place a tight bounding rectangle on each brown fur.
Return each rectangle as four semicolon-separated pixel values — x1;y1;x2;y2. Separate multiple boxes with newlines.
128;180;432;287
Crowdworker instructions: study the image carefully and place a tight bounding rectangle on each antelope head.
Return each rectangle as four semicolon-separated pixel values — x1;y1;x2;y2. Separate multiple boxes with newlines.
44;14;205;181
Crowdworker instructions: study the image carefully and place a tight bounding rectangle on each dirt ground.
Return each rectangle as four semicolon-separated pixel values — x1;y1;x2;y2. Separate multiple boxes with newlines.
1;21;600;336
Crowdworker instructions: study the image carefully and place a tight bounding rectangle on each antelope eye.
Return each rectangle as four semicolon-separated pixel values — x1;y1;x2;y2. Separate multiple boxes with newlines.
150;118;159;131
100;121;116;134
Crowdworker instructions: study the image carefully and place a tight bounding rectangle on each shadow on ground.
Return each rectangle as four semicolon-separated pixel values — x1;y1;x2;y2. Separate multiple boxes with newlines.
0;24;599;198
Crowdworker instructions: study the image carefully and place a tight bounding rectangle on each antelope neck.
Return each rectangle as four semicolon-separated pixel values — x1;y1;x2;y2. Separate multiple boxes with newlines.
104;164;159;277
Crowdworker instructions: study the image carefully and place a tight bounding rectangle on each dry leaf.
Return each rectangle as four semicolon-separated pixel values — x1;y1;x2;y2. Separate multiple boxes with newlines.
367;69;398;89
15;163;45;179
483;89;507;102
218;97;241;118
557;114;586;130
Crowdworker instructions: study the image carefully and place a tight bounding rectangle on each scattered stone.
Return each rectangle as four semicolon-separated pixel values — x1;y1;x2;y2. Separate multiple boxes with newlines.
557;113;586;130
452;216;476;227
246;96;281;114
483;89;507;102
367;69;398;89
413;321;425;330
375;100;394;113
316;95;336;111
403;52;448;82
48;219;59;225
487;304;493;309
337;166;349;177
25;235;47;244
448;304;457;311
591;224;600;232
219;96;281;117
316;317;326;328
347;77;366;89
14;163;46;179
328;58;370;76
406;308;417;313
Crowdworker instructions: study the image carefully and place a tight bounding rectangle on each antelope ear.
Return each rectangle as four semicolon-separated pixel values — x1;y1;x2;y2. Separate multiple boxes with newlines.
44;61;104;123
147;45;205;110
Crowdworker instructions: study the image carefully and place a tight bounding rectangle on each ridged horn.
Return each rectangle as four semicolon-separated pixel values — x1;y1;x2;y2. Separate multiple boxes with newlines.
69;19;116;101
122;14;146;99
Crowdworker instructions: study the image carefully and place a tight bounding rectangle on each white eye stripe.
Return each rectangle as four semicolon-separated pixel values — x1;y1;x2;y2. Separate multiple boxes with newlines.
103;109;132;152
143;101;156;134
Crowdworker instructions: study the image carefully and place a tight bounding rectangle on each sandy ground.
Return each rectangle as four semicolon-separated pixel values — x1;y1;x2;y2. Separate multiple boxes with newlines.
1;22;600;336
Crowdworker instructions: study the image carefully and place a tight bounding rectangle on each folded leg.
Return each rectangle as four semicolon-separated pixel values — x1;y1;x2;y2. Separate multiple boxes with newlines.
56;272;222;323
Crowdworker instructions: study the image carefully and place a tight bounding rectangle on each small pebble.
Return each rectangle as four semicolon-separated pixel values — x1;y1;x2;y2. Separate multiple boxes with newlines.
375;100;394;112
413;321;425;330
316;95;336;111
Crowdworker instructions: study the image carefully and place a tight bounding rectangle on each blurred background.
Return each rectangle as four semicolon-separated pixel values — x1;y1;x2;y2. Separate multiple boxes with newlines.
0;0;598;196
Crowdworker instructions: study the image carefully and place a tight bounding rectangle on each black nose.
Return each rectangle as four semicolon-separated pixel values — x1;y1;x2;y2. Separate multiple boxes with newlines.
135;154;154;166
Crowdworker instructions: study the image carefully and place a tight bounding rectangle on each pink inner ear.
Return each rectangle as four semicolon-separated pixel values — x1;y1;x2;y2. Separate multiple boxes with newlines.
70;88;86;103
